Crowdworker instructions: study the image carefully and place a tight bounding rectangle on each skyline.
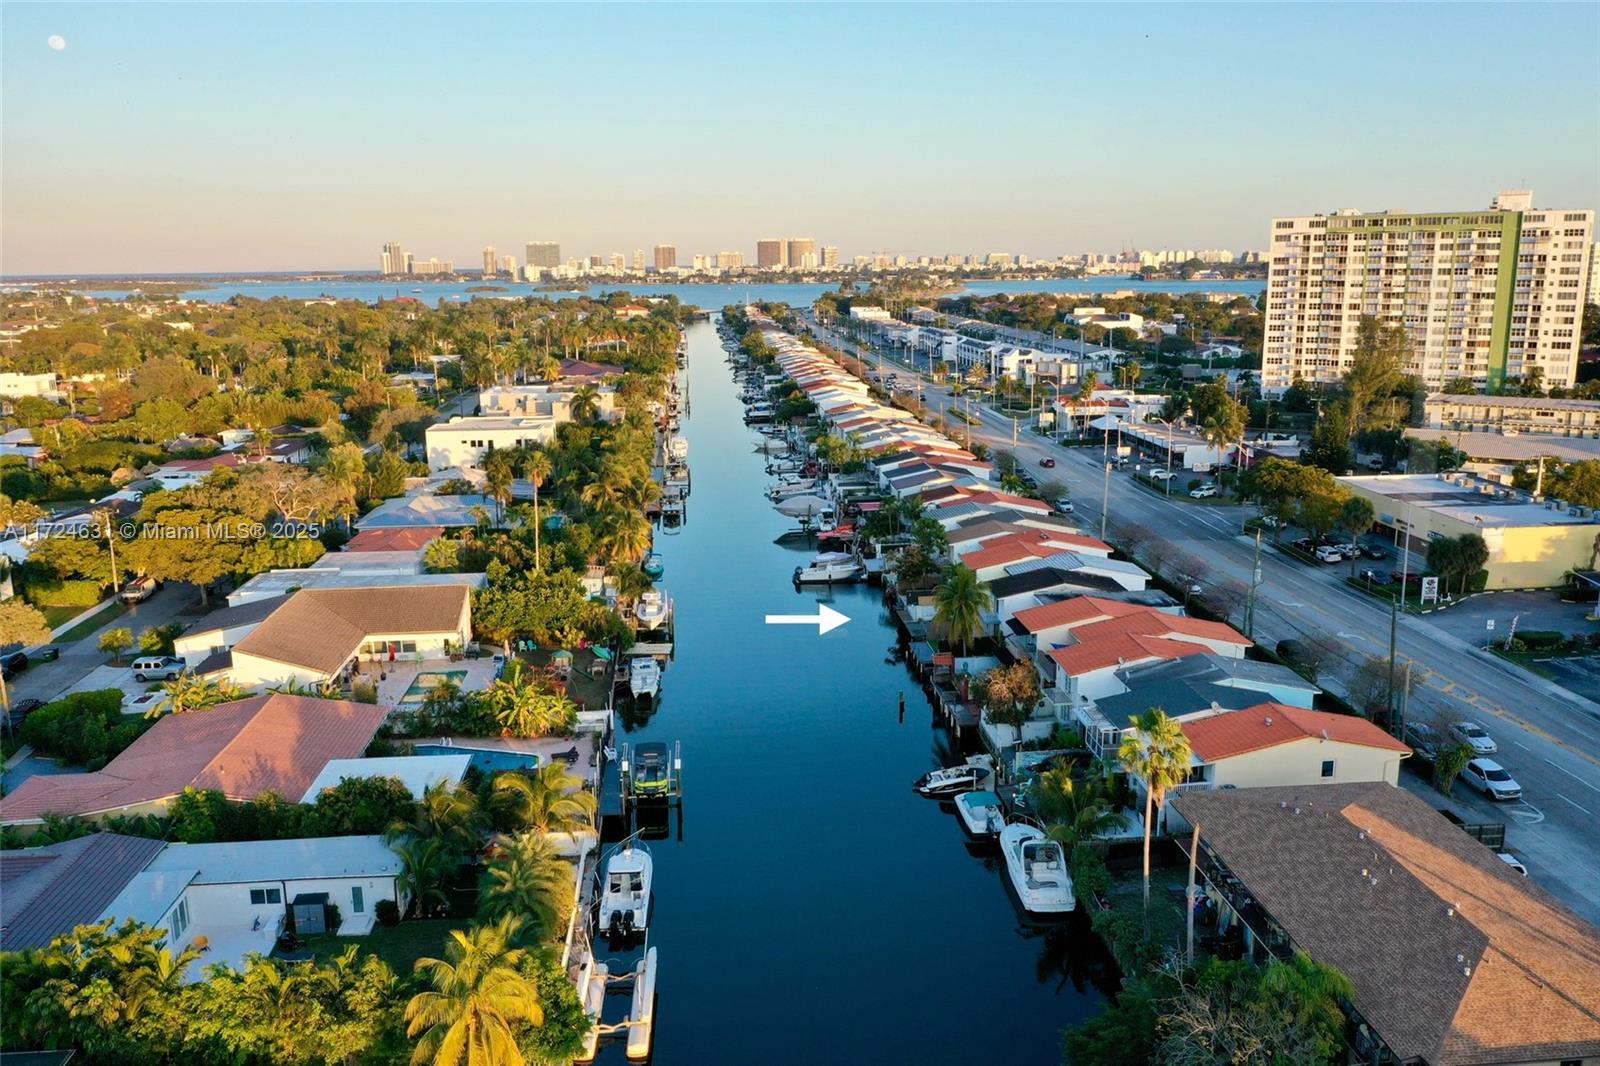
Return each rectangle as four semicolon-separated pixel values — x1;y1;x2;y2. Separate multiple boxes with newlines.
2;3;1597;275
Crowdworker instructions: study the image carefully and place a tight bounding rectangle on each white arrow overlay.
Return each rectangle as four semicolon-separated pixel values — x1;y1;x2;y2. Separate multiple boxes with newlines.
764;603;850;635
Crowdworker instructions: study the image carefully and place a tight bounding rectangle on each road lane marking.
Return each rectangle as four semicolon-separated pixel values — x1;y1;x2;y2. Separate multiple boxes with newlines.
1546;760;1600;795
1512;740;1531;752
1555;793;1593;816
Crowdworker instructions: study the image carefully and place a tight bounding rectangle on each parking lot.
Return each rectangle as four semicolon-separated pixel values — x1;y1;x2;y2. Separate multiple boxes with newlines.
1417;588;1599;648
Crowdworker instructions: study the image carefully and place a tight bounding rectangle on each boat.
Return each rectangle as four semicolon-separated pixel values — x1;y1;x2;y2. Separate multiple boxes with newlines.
914;755;995;797
756;438;790;454
954;790;1005;837
641;552;664;579
597;841;653;937
999;823;1076;913
774;494;831;520
744;403;774;424
769;479;818;500
793;552;864;584
667;436;689;462
629;658;661;699
634;589;669;629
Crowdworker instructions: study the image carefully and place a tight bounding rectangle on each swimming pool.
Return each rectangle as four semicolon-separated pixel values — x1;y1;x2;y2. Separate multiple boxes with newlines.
397;671;468;708
412;743;540;774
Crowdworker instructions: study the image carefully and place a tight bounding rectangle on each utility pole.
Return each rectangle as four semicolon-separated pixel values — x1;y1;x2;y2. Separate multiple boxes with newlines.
101;510;121;594
1244;528;1262;638
1100;462;1111;542
1386;595;1399;719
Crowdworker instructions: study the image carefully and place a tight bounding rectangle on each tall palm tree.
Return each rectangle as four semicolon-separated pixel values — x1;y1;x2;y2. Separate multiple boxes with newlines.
491;763;596;834
480;833;573;936
569;385;601;424
395;837;453;919
1117;706;1194;922
597;507;653;564
405;916;543;1066
522;451;553;572
933;564;988;656
387;782;485;862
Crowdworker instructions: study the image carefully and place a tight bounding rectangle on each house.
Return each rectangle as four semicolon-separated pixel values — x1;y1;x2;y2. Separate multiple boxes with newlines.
557;358;625;381
299;755;472;803
0;695;388;828
101;835;406;974
147;453;254;491
0;833;166;951
356;493;497;530
172;595;289;672
335;526;445;572
228;585;472;688
1170;783;1600;1066
1096;654;1321;720
226;567;485;608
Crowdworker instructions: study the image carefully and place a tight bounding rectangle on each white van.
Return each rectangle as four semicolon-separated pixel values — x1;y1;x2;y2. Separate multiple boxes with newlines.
119;576;159;604
131;656;182;682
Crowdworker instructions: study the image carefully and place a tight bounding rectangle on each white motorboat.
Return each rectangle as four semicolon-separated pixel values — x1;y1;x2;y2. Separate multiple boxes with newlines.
629;658;661;698
635;589;669;630
626;946;658;1061
756;438;790;454
575;954;609;1062
744;403;774;424
1000;823;1075;914
667;436;689;462
774;494;831;520
914;755;994;797
954;790;1005;837
769;479;818;500
597;841;653;937
794;552;864;584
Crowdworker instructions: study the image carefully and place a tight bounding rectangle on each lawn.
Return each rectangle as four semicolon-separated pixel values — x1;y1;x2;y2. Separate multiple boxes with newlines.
54;601;128;643
295;919;467;975
39;604;86;630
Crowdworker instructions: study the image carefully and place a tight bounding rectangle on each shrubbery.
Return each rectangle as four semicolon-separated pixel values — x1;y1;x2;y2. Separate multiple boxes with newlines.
19;689;148;769
23;578;104;608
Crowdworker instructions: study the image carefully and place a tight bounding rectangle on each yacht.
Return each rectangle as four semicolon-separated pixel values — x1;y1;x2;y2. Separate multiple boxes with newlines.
635;589;669;630
999;823;1075;914
914;755;994;797
597;841;653;937
954;790;1005;837
629;658;661;699
793;552;864;584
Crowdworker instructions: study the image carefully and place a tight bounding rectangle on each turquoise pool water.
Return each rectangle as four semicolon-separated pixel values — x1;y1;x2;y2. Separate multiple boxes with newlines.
413;743;540;774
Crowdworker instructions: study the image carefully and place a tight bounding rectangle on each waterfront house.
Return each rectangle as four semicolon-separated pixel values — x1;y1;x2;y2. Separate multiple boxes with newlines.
0;694;387;829
0;833;167;951
299;754;472;803
354;493;498;530
1170;783;1600;1066
226;566;484;608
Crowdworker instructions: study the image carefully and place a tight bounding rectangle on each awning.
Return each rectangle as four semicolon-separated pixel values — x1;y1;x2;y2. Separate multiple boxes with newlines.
1087;415;1124;431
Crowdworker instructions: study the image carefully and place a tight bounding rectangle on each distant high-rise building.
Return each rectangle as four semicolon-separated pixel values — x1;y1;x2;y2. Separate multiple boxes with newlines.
411;257;454;276
588;255;603;269
1265;189;1595;393
786;238;816;269
756;239;786;270
632;249;645;270
381;241;408;275
609;252;626;270
482;246;497;278
654;244;677;270
716;251;743;270
500;254;516;275
1588;242;1600;306
822;246;840;268
525;241;561;270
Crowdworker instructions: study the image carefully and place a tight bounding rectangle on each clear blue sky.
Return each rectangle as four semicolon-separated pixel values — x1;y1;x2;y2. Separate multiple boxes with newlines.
3;2;1596;274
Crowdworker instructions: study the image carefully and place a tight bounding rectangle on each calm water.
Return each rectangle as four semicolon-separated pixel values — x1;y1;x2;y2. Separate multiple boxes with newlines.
18;276;1263;306
597;318;1114;1064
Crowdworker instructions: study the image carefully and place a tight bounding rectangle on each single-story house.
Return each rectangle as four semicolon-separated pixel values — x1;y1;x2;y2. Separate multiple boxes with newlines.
172;596;288;670
299;755;472;803
0;833;166;951
356;494;498;530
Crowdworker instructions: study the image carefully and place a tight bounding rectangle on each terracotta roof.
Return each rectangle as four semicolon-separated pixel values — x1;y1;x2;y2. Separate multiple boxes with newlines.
0;833;165;950
1171;783;1600;1066
1182;702;1413;762
1071;610;1251;648
1049;631;1209;675
963;531;1112;571
557;359;624;379
232;585;468;676
1012;595;1145;634
0;695;386;823
343;526;445;553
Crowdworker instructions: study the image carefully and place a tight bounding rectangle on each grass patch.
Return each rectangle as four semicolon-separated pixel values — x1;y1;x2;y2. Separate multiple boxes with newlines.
295;918;468;975
39;604;86;629
54;601;128;643
1489;649;1561;680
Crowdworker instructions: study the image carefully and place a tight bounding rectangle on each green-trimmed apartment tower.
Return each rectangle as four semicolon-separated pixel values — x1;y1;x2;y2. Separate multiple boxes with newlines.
1262;190;1593;394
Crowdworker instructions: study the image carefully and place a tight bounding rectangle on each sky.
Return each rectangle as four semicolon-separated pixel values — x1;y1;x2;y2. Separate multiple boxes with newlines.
2;2;1597;276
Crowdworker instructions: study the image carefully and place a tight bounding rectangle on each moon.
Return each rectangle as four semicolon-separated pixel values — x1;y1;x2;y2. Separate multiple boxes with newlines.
48;34;66;50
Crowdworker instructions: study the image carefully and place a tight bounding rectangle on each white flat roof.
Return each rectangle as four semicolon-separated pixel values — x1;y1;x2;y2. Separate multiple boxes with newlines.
1340;474;1599;529
101;866;198;927
143;835;400;885
300;755;472;803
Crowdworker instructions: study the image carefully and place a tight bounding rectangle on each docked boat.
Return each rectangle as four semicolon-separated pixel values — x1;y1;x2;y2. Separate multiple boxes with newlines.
667;436;689;462
774;494;831;520
794;552;864;584
756;438;790;454
999;823;1075;913
641;552;664;579
914;755;994;797
634;589;669;630
744;403;774;424
954;790;1005;837
597;841;653;937
629;658;661;699
769;478;818;500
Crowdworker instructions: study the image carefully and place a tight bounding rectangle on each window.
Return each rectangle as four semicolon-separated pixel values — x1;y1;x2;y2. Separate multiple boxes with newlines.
249;887;282;905
351;886;365;914
169;897;190;939
1320;760;1336;779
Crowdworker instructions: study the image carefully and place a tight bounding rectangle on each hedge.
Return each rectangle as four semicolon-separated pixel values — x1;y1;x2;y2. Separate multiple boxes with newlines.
1512;630;1566;652
19;689;148;770
24;578;105;608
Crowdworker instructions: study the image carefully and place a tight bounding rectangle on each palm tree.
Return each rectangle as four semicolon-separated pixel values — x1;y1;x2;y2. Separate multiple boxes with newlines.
569;385;601;424
522;451;553;572
491;763;596;834
1031;767;1122;851
933;564;988;656
388;782;485;862
151;673;243;719
405;916;542;1066
480;833;573;936
1117;707;1194;922
395;837;453;919
483;451;515;524
483;665;572;738
597;507;653;564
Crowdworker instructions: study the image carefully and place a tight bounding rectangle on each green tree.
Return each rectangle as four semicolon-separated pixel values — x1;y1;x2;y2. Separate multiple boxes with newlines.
98;626;135;664
480;833;573;936
388;781;486;863
1118;707;1193;923
405;916;544;1066
483;450;515;524
1433;740;1476;797
976;660;1041;732
491;762;596;835
1545;459;1600;508
395;837;453;919
151;672;243;718
1342;315;1408;436
522;451;554;571
932;564;988;655
0;599;52;718
1336;495;1376;573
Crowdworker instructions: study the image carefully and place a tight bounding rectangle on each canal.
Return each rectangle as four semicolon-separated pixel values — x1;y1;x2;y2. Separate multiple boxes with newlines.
603;317;1114;1064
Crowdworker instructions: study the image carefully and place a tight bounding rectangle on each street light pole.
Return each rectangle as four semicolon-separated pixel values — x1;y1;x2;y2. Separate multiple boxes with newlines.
1100;461;1111;542
1244;528;1262;638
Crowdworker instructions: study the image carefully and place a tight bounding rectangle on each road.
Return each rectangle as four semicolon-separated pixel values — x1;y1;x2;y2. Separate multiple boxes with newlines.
801;311;1600;923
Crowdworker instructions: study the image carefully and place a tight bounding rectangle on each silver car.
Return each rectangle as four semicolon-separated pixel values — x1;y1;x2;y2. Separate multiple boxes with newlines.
1451;720;1498;755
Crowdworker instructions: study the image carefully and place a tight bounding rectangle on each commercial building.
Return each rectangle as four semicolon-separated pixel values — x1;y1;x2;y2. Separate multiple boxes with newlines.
1338;472;1600;588
1422;392;1600;437
653;244;677;270
756;238;786;269
1263;189;1594;393
1170;783;1600;1066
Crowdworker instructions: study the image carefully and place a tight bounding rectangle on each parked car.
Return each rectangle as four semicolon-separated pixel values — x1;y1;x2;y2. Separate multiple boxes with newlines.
1291;537;1317;552
1;652;27;680
1497;852;1529;876
1313;545;1344;564
1461;758;1522;802
130;656;183;682
1358;567;1382;582
1038;457;1056;468
1258;514;1284;529
1054;497;1074;514
1189;485;1217;499
1362;545;1389;560
33;646;60;662
1403;722;1441;761
119;576;159;604
1150;469;1176;482
1451;720;1498;755
5;697;43;726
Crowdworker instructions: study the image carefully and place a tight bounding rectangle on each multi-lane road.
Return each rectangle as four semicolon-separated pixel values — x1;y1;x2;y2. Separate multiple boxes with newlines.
801;312;1600;922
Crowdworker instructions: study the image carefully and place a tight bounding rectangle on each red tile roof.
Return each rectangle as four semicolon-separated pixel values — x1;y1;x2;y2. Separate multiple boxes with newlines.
1071;610;1251;647
1049;631;1209;675
1183;703;1413;762
344;526;445;553
1012;595;1145;634
0;695;386;824
962;531;1113;571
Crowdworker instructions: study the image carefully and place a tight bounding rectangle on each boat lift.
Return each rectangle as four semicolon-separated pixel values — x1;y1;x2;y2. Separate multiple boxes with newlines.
617;740;683;813
574;935;659;1062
